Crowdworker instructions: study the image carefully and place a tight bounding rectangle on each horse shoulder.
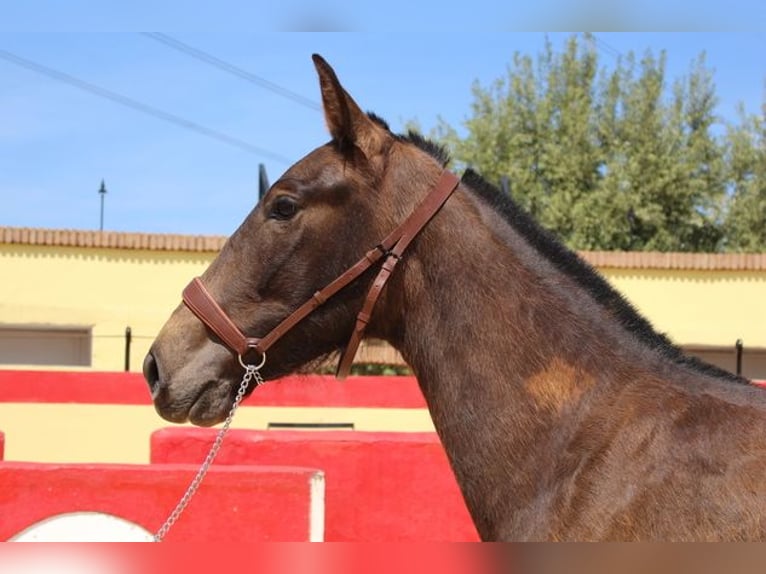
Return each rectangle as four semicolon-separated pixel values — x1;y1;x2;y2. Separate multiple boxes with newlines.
531;377;766;540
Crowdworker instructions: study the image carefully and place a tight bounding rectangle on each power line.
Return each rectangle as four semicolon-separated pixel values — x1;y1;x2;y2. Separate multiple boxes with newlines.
590;33;623;60
141;33;322;112
0;48;293;164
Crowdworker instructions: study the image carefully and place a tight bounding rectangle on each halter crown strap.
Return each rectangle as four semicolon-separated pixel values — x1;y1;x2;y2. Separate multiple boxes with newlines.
182;170;460;378
335;170;460;377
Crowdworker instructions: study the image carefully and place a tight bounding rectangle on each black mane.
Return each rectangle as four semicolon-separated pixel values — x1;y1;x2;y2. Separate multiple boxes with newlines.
401;130;450;167
458;168;745;384
367;113;451;167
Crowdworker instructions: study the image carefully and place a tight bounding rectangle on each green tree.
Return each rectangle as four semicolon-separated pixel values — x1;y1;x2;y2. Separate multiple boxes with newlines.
723;105;766;251
434;34;736;252
678;55;727;251
608;51;725;251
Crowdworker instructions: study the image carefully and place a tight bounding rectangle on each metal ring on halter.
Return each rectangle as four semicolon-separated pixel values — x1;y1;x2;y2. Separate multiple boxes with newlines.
238;349;266;370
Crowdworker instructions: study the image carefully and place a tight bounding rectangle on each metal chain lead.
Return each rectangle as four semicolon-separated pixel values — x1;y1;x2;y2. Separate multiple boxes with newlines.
153;363;264;542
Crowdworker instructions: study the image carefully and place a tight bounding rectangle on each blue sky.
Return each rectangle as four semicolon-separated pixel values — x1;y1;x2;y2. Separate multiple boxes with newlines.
1;33;764;236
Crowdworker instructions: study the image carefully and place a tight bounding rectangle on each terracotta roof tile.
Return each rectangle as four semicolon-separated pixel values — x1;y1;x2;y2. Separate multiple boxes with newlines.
1;226;765;269
0;226;227;253
580;251;766;271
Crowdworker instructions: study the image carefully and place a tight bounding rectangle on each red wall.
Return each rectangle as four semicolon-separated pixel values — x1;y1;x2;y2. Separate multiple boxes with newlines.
152;428;480;542
0;462;320;542
0;369;427;407
2;369;762;406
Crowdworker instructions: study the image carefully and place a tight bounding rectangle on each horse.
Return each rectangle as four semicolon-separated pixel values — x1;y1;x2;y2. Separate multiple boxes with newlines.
144;54;766;541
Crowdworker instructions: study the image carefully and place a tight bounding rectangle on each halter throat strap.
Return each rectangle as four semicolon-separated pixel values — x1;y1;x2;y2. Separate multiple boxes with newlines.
182;170;460;379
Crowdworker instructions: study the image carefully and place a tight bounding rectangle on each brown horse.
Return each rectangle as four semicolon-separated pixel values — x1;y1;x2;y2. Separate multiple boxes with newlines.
144;55;766;541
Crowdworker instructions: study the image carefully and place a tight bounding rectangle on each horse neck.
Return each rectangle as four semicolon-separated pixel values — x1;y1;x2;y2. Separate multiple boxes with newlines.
379;182;649;538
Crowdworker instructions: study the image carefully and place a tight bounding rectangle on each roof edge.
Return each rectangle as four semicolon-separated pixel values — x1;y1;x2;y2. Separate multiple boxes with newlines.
581;250;766;271
0;226;227;253
2;226;765;269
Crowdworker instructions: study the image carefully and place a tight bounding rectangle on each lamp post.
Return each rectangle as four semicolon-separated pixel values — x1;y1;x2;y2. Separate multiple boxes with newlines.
98;180;107;231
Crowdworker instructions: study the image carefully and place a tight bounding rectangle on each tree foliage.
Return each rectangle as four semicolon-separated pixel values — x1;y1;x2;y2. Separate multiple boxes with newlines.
433;34;765;252
723;106;766;251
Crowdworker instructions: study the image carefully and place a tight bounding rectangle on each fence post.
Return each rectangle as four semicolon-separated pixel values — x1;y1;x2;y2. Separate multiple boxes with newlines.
735;339;743;376
125;326;132;372
500;176;510;197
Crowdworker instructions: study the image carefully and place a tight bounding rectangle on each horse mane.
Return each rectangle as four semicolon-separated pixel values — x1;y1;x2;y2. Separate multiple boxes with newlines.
461;169;746;384
366;113;451;167
393;125;745;384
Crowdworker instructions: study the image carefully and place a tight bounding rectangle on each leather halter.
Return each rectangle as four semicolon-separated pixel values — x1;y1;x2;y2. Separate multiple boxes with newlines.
182;170;460;379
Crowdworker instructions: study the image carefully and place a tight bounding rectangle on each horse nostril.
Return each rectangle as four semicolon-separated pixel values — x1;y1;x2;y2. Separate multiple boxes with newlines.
143;352;161;394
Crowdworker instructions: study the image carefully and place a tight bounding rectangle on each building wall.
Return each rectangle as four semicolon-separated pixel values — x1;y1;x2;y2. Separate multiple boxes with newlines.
1;231;765;464
1;234;765;376
605;268;764;348
604;268;766;380
0;243;210;371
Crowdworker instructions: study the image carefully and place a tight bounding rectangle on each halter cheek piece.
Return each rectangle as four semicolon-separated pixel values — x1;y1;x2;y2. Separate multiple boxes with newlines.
181;170;460;380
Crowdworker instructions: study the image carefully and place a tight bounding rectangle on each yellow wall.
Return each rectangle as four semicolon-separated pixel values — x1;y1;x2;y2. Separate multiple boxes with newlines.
0;244;213;371
1;243;764;372
0;403;436;464
602;268;765;348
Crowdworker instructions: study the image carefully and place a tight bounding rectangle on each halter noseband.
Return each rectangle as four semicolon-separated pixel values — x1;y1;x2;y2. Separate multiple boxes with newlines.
181;170;460;379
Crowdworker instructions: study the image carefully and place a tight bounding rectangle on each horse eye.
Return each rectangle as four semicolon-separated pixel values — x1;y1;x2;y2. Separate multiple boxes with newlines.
270;196;298;220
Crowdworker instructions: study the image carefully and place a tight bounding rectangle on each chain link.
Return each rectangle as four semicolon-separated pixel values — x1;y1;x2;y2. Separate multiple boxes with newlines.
153;364;264;542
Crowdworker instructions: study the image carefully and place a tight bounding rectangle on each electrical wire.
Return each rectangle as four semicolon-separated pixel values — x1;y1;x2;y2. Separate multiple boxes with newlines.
0;48;293;164
141;33;322;112
591;34;623;60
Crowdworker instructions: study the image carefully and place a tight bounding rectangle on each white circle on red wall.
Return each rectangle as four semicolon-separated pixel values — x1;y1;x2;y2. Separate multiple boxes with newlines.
10;511;154;542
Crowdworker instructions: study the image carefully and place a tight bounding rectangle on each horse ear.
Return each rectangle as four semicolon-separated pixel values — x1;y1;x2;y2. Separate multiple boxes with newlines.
312;54;388;158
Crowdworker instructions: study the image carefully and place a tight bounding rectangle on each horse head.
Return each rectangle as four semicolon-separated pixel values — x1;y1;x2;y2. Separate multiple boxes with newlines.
144;55;446;425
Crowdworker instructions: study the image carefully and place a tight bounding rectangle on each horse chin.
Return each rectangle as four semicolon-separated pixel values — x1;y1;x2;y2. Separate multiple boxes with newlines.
154;378;236;427
187;381;233;426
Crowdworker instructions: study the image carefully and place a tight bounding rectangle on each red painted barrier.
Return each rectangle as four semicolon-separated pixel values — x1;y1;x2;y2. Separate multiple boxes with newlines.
151;428;479;542
0;462;323;542
2;369;761;406
0;432;4;460
0;369;427;408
